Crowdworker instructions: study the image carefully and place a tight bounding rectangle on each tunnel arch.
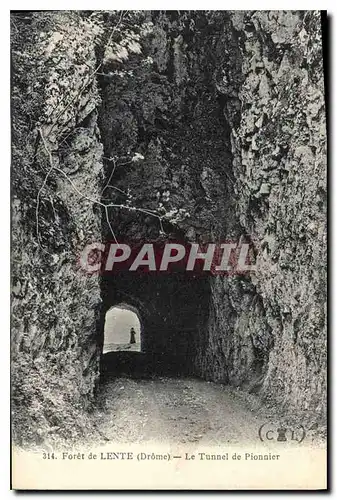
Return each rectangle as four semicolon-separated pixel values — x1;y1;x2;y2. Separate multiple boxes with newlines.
104;302;143;351
103;303;142;351
100;289;155;354
99;270;212;378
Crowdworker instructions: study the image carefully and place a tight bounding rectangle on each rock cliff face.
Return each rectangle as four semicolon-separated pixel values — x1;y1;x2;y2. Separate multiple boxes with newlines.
218;11;327;417
11;11;326;444
11;12;104;444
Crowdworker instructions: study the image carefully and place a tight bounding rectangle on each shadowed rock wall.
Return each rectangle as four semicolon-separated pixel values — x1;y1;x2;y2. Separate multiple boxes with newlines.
220;11;327;417
11;12;104;444
98;11;326;420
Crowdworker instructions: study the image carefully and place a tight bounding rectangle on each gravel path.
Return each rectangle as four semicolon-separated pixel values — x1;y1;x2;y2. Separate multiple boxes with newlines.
94;376;266;445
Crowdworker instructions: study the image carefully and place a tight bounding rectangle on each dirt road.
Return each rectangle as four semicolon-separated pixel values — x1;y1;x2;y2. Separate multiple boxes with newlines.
93;376;267;445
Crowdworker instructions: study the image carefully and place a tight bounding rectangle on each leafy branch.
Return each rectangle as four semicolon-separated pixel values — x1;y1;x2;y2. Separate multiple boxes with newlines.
36;128;165;248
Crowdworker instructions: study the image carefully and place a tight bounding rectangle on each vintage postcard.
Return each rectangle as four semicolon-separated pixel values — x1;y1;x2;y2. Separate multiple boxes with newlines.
11;9;327;490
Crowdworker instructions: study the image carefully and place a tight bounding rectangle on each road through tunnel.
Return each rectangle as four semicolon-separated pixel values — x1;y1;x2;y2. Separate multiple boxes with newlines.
100;271;211;379
95;10;240;385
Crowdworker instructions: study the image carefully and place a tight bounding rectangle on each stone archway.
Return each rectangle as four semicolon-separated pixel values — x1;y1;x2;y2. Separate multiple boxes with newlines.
103;302;144;354
100;271;211;378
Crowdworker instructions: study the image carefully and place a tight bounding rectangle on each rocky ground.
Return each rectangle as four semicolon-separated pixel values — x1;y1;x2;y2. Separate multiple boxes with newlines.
90;375;325;447
94;377;265;445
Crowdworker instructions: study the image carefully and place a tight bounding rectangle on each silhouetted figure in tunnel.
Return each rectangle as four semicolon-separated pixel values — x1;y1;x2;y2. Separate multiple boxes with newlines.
129;327;136;344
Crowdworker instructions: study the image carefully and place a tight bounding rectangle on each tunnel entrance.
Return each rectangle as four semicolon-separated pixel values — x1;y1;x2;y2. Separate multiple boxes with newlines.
103;305;142;354
100;271;211;379
96;10;236;384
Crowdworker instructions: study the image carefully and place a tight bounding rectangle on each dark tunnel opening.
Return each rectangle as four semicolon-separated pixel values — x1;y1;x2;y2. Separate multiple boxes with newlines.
95;10;237;385
99;271;211;380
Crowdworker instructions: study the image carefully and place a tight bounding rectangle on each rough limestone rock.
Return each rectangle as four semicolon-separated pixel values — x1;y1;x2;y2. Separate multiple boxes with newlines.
11;12;103;444
223;11;327;418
